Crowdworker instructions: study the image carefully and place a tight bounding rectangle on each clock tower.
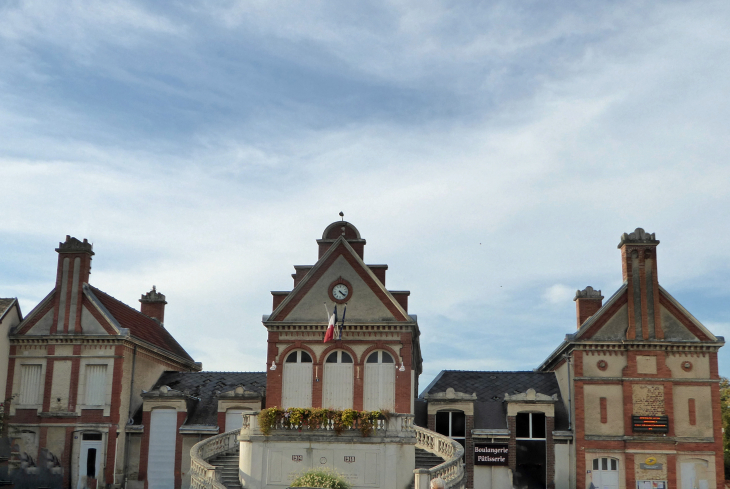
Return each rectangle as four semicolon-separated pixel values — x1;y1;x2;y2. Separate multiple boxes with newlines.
263;220;422;413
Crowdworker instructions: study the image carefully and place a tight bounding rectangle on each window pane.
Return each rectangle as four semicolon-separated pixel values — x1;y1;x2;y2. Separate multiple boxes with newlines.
593;459;599;470
326;352;338;363
83;432;102;441
85;365;107;405
516;413;530;438
300;351;312;363
341;352;353;363
381;352;394;363
531;413;546;438
286;352;298;363
19;365;42;404
602;458;608;471
367;352;379;363
611;459;617;471
435;412;450;436
451;412;466;437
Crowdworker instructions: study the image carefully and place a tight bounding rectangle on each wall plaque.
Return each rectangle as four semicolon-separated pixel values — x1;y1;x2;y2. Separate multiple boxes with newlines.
632;415;669;433
474;443;509;466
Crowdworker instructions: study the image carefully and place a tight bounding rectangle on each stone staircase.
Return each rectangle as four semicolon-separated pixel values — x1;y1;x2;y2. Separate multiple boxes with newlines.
209;450;241;489
415;447;445;470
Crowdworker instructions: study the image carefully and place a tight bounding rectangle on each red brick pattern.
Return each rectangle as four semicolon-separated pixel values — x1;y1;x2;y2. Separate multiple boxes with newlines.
600;397;607;423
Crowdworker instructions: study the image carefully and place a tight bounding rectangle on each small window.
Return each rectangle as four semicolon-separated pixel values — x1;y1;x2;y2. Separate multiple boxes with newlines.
516;412;546;439
82;432;103;441
327;351;353;363
435;411;466;449
286;351;312;363
367;351;393;363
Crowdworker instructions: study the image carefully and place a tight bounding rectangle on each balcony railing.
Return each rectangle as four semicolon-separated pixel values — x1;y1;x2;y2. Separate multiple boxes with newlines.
239;411;415;438
412;425;466;489
190;428;241;489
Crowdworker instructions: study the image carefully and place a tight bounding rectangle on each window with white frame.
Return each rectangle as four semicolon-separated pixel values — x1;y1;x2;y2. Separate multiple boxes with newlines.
19;365;43;405
516;412;546;439
84;365;107;406
435;410;466;449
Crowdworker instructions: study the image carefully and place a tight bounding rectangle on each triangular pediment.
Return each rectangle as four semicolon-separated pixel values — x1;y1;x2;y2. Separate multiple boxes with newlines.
576;284;716;342
269;237;409;323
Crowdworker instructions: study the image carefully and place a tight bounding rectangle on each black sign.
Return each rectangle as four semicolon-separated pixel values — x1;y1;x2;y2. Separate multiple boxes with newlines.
474;444;509;466
632;415;669;433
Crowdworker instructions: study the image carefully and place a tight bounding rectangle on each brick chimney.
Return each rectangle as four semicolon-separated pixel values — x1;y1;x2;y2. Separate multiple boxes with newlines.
140;286;167;324
574;286;603;329
618;228;661;340
53;235;94;334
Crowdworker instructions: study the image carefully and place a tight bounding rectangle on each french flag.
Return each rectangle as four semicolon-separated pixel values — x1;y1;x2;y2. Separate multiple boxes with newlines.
324;305;337;343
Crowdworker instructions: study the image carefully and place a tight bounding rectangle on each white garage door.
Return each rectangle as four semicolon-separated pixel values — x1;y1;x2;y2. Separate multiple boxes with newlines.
226;409;245;432
148;409;177;489
323;351;354;409
364;351;395;411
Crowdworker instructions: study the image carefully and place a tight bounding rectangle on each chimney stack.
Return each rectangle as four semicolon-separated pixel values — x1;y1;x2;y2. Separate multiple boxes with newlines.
53;235;94;334
617;227;661;340
140;286;167;324
574;286;603;329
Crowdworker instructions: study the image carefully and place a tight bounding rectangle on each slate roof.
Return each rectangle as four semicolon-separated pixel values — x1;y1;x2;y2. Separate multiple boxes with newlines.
0;298;15;318
151;371;266;426
88;286;194;362
421;370;569;431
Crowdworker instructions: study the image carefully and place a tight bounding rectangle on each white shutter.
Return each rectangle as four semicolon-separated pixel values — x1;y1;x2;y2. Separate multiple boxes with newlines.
148;409;177;489
19;365;42;404
323;363;353;409
282;363;312;408
85;365;107;405
225;409;245;432
364;363;395;411
378;364;395;411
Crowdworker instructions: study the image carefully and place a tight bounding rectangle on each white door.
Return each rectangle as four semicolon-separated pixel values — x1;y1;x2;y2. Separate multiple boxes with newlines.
225;409;248;432
76;434;103;489
148;409;177;489
364;351;395;411
681;460;709;489
592;457;619;489
323;351;354;409
282;350;313;408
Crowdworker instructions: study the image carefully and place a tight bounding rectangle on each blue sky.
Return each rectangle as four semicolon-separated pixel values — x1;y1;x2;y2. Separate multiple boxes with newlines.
2;1;730;388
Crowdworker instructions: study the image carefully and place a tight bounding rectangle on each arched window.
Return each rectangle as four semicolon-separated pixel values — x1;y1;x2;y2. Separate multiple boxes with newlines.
282;350;313;408
591;457;619;489
363;350;395;411
323;351;354;409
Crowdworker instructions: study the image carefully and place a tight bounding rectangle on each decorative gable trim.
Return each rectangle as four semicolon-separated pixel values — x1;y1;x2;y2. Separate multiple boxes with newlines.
575;284;628;340
424;387;477;400
658;286;715;341
269;236;409;322
83;285;124;335
15;290;55;335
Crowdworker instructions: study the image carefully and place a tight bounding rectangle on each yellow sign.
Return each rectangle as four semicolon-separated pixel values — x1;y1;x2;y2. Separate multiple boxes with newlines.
644;457;657;466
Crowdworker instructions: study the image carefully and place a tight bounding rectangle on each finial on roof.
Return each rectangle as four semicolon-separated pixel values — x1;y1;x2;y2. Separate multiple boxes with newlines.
339;211;344;221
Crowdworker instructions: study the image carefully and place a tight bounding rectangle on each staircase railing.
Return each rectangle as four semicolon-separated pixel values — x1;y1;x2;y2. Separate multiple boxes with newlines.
190;428;241;489
412;425;466;489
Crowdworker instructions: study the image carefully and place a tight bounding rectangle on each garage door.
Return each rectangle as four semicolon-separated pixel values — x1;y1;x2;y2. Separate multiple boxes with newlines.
148;409;177;489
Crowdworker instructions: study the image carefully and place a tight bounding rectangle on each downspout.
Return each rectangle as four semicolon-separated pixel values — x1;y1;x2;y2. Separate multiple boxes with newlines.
564;352;574;489
123;345;137;488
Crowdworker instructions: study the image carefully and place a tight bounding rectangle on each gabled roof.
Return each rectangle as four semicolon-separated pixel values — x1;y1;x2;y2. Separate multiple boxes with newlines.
0;298;20;323
87;286;195;362
268;236;411;323
150;371;266;426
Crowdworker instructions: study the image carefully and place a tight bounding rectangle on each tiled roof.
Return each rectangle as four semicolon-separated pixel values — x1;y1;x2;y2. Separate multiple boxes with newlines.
87;286;195;362
0;298;15;317
422;370;569;430
423;370;561;401
151;371;266;426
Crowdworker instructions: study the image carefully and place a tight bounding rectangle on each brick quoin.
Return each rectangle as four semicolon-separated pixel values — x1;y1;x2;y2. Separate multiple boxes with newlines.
465;414;474;488
600;397;607;424
138;410;151;484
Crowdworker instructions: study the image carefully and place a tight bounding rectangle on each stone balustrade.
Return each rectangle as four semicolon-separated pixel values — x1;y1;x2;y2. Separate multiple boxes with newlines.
412;425;466;489
190;428;241;489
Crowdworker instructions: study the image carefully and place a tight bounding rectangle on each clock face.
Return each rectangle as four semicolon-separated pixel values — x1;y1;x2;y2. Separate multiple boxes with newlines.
332;284;349;300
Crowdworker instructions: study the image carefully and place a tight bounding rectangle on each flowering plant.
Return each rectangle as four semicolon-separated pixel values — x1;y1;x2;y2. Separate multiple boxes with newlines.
290;468;352;489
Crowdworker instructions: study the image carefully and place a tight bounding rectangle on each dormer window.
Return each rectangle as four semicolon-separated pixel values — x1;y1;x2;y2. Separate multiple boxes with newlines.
516;412;546;439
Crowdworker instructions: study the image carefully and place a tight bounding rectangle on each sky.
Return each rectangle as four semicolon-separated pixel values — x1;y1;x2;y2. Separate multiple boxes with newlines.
2;0;730;389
